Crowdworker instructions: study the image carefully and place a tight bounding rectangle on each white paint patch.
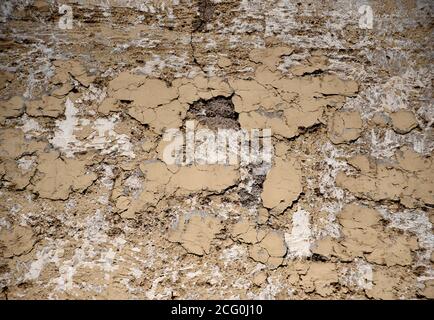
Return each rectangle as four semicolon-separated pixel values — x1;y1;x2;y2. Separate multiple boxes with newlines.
98;164;115;194
83;116;136;158
340;259;373;290
124;175;142;190
381;209;433;249
50;99;135;158
17;156;36;171
134;53;191;78
186;270;202;279
369;129;402;159
219;244;247;267
146;275;170;299
0;217;11;230
80;84;106;104
208;265;223;285
232;277;250;290
23;43;55;99
316;142;351;238
285;208;312;259
25;241;63;281
379;207;433;272
19;114;42;135
369;128;433;159
129;267;142;280
50;98;80;158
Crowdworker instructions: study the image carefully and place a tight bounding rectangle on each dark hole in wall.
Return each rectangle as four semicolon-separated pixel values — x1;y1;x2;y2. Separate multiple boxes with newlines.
192;0;214;32
187;96;240;130
238;166;266;207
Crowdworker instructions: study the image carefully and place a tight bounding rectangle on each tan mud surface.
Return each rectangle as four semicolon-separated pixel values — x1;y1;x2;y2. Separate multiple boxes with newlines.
0;0;433;299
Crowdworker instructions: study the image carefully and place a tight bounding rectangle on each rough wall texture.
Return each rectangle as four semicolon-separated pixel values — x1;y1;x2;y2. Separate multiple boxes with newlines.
0;0;433;299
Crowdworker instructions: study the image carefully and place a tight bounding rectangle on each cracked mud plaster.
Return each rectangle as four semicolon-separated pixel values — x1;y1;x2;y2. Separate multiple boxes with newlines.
261;157;302;215
118;161;239;219
230;220;287;269
336;148;434;207
0;225;35;258
390;109;419;134
0;0;433;300
313;204;419;267
33;152;98;200
168;214;223;256
327;111;363;144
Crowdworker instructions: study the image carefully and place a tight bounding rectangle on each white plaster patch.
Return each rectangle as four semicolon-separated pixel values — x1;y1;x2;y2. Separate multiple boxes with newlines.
220;244;247;267
285;208;312;259
50;98;80;157
134;53;191;78
340;259;373;290
17;155;36;171
316;142;351;238
379;208;433;252
19;114;42;135
50;99;135;158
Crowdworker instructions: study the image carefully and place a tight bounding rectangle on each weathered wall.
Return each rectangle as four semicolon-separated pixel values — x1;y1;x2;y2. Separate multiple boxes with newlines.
0;0;433;299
